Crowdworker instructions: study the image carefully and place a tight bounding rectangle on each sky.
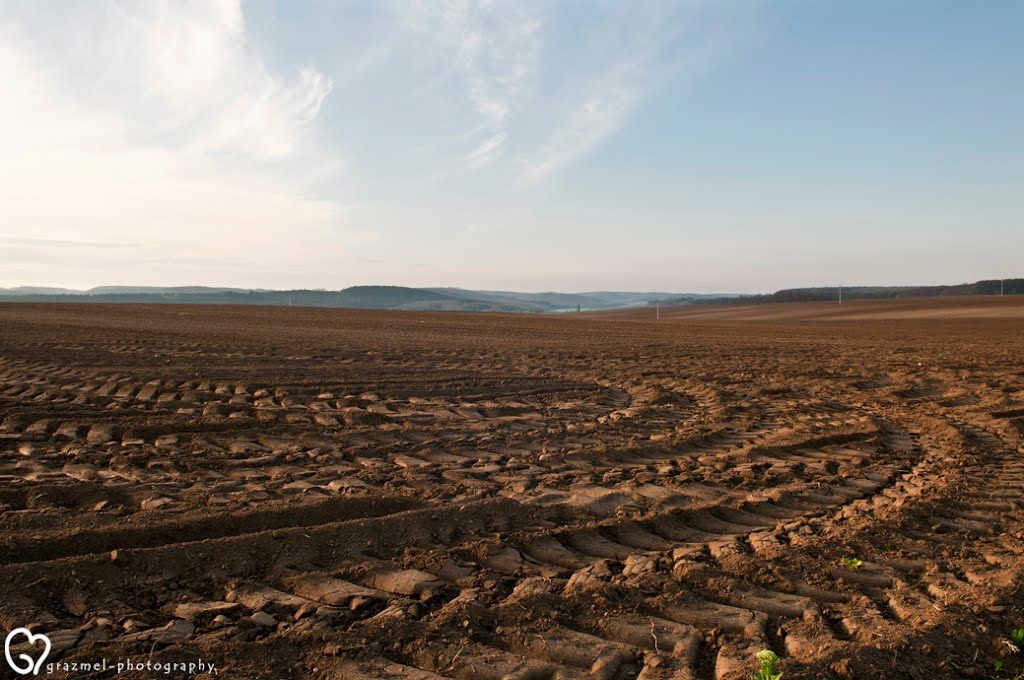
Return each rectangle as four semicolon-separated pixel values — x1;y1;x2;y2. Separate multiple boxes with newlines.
1;0;1021;293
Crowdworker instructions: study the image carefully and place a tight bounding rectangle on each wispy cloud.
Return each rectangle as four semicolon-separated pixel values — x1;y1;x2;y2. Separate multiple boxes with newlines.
0;0;356;288
520;76;638;182
519;1;733;183
462;132;506;167
0;0;754;289
409;0;543;168
0;234;140;248
112;0;332;160
405;1;725;182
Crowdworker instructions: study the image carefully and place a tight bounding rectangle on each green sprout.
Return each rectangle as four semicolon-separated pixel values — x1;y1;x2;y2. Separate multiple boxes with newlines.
1012;628;1024;647
751;649;782;680
842;556;863;570
986;661;1024;680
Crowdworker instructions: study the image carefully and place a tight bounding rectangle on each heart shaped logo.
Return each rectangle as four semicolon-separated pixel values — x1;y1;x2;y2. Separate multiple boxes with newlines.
4;628;50;676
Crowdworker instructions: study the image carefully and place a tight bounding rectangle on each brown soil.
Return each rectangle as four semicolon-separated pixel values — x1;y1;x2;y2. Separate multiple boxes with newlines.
0;299;1022;679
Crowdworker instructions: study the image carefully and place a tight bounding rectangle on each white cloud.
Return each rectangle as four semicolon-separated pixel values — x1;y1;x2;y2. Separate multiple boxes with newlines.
409;0;543;168
406;1;720;182
462;132;506;167
517;2;729;183
112;0;333;160
0;1;354;288
520;81;637;182
0;1;752;289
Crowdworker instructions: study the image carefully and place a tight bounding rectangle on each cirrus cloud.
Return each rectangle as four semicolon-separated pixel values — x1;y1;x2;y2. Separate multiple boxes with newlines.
0;0;358;289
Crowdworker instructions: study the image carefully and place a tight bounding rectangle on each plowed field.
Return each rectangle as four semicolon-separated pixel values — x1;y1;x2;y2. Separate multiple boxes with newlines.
1;299;1023;679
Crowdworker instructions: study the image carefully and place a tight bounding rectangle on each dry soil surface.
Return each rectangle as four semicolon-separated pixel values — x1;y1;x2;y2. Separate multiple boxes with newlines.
1;299;1023;679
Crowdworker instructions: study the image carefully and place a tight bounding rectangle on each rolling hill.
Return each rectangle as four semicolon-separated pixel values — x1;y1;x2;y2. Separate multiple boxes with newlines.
0;279;1018;312
0;286;692;312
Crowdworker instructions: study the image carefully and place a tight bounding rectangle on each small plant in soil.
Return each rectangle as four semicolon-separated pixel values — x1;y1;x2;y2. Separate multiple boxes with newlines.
986;661;1024;680
1012;628;1024;647
842;556;862;570
751;649;782;680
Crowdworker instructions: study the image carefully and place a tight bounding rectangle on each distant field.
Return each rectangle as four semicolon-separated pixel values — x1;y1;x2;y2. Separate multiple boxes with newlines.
1;302;1022;678
594;294;1024;322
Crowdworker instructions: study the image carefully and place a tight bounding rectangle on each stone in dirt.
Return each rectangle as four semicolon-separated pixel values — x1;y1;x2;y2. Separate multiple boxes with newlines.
119;619;194;645
283;573;384;606
62;586;88;617
365;568;444;596
249;611;278;628
170;601;241;621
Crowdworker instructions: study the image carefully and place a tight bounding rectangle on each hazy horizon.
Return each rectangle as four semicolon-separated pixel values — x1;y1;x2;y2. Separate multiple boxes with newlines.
3;1;1022;292
2;278;1021;299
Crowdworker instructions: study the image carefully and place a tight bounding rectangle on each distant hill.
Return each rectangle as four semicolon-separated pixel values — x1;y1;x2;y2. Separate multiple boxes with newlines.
422;289;695;312
728;279;1024;305
648;293;744;306
0;286;85;295
85;285;263;295
2;279;1017;311
0;286;702;312
0;286;451;309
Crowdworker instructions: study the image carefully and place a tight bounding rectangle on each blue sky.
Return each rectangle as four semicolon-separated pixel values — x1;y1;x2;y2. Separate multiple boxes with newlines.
1;0;1021;292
